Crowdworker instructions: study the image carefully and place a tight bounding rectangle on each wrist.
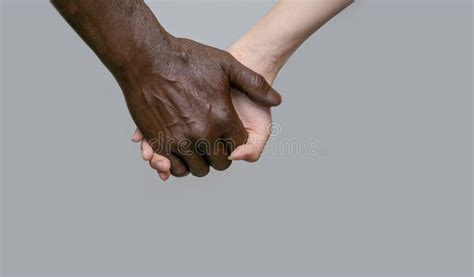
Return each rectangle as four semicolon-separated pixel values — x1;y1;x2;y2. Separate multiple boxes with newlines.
52;0;175;84
228;40;283;84
115;32;176;85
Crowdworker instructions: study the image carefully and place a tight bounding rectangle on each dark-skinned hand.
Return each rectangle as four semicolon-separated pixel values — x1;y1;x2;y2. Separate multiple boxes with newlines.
51;0;282;177
122;37;281;177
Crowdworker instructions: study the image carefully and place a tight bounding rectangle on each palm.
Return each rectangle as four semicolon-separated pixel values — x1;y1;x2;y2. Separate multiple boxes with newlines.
230;89;272;159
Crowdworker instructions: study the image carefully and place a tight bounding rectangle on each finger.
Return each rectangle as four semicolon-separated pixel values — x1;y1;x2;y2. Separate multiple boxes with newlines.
204;139;232;171
158;171;170;181
131;128;143;142
228;132;269;162
167;153;189;177
180;152;210;177
141;139;153;161
224;57;282;106
149;153;171;173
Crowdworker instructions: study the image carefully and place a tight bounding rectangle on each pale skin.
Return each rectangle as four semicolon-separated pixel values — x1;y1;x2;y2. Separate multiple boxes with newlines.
133;0;353;180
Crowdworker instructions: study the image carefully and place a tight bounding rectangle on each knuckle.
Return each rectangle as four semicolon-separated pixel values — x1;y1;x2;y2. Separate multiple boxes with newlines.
176;50;190;63
252;73;267;89
188;125;210;141
214;110;231;127
221;51;233;63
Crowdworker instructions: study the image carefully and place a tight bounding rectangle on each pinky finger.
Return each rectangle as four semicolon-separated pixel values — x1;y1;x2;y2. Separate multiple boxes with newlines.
131;128;143;142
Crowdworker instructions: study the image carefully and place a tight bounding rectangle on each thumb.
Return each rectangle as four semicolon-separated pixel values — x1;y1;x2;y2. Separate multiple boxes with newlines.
228;132;268;162
225;57;282;107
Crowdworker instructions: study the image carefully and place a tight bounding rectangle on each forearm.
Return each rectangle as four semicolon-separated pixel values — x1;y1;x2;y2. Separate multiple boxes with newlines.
231;0;353;77
51;0;172;80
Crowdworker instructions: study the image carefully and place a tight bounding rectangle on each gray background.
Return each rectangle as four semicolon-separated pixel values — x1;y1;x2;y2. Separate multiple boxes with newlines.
1;0;472;276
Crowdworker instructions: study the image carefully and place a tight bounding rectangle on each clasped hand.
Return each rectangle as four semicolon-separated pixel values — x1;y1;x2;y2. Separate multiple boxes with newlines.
52;0;351;180
121;36;281;178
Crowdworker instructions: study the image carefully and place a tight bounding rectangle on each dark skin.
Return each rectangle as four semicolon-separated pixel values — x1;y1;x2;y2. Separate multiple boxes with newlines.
51;0;282;177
